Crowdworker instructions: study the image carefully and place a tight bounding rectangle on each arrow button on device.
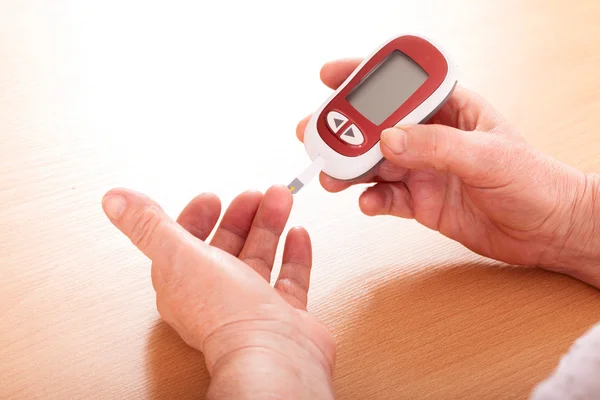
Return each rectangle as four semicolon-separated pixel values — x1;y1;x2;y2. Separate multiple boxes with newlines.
326;111;348;133
340;124;364;145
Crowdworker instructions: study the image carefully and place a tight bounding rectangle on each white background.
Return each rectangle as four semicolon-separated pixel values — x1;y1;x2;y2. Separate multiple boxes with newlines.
58;0;484;211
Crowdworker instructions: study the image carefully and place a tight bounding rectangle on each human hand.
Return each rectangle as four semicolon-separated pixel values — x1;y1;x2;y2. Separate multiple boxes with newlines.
297;59;600;287
102;185;335;400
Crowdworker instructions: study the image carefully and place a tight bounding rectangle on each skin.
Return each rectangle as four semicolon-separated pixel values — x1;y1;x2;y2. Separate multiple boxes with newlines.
102;186;335;399
102;59;600;398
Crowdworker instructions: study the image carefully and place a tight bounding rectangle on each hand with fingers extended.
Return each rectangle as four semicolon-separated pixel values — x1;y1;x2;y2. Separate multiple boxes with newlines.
102;185;335;400
297;58;600;288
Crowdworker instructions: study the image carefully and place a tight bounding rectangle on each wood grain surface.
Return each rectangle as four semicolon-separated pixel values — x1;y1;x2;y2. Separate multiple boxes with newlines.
2;1;600;399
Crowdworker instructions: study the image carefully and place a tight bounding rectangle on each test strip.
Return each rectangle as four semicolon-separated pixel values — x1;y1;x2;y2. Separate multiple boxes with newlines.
287;156;326;195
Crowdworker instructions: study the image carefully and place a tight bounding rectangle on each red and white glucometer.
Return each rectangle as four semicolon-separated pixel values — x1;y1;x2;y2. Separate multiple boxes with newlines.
303;34;457;181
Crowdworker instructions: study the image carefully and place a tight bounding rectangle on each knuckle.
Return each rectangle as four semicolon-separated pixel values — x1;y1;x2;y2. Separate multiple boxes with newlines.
277;275;307;293
422;127;438;157
275;277;294;292
382;183;395;216
424;127;450;170
130;205;163;249
242;255;272;280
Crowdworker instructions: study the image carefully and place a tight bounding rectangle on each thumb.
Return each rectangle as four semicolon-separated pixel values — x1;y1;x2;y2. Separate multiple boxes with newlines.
102;188;201;268
380;125;502;182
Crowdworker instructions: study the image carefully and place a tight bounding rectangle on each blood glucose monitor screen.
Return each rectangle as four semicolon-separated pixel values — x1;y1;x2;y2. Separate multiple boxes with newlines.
346;50;428;125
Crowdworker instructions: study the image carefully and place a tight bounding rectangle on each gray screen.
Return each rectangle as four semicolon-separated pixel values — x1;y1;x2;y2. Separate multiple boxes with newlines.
346;51;428;125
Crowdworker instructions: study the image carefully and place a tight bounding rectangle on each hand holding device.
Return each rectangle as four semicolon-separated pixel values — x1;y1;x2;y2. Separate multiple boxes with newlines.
296;58;600;289
288;34;457;193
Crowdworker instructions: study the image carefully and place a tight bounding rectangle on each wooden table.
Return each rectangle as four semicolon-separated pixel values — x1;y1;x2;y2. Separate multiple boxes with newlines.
2;1;600;398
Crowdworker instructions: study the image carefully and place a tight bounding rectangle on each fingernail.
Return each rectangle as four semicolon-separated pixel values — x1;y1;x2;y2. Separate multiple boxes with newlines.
381;127;407;154
102;194;127;220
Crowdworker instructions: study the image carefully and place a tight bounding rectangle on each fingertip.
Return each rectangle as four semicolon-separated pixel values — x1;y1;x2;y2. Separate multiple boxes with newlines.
319;173;351;193
102;193;127;221
228;189;264;215
260;185;294;226
359;188;385;216
103;187;138;202
284;227;312;259
176;193;222;240
296;114;311;142
318;173;335;192
319;58;363;89
209;189;263;255
287;225;310;243
290;225;308;234
102;187;146;221
190;192;222;208
319;61;334;85
379;139;398;164
380;127;408;155
180;193;222;219
103;187;125;199
267;184;293;202
238;189;264;202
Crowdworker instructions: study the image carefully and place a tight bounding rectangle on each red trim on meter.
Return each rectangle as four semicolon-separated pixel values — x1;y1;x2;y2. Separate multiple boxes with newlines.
317;35;448;157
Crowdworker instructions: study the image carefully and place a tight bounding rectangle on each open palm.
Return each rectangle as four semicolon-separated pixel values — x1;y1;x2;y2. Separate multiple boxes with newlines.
102;186;335;398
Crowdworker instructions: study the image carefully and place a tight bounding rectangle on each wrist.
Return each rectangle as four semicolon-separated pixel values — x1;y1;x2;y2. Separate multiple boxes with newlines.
207;346;334;400
203;319;335;400
542;172;600;286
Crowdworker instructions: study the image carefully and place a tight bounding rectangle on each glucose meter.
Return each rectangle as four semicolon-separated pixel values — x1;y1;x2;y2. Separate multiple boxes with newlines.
288;34;457;194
